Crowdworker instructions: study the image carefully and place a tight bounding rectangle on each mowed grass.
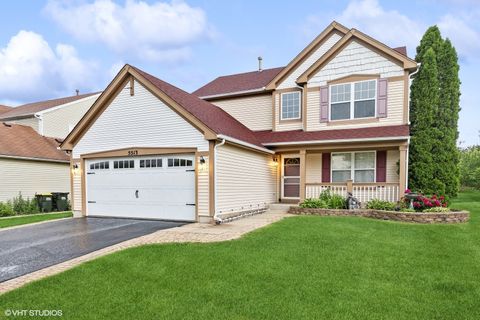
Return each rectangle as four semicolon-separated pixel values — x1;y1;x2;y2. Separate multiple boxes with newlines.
0;212;72;229
1;193;480;319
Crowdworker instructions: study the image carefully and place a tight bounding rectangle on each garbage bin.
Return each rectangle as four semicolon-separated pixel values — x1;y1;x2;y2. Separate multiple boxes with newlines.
35;193;53;213
52;192;69;212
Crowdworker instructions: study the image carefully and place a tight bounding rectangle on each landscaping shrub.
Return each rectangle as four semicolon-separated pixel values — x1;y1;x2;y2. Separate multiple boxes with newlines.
300;198;328;208
407;194;448;211
423;206;451;213
12;193;40;215
366;199;397;211
300;190;347;209
0;201;14;217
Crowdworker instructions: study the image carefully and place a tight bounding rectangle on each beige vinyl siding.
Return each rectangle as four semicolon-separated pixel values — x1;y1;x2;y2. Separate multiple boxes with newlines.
306;80;404;131
306;153;322;183
197;155;210;217
41;95;99;139
386;150;400;183
7;117;39;133
72;159;82;212
308;40;404;87
216;144;276;214
274;93;303;131
73;80;209;158
0;158;69;202
211;94;272;131
277;32;342;89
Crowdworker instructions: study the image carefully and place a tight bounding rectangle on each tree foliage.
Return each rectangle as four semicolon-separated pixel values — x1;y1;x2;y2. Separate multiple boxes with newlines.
409;26;461;196
459;146;480;189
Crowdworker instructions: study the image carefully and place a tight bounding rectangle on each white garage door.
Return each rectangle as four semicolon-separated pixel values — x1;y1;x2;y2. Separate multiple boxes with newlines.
85;154;195;221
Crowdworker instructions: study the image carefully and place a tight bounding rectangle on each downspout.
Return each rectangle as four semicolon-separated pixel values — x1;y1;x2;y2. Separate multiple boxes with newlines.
214;138;226;224
405;63;420;188
34;114;43;136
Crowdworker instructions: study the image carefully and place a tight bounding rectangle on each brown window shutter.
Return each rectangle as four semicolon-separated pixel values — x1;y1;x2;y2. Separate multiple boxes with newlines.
320;86;329;122
322;152;331;182
377;78;388;118
376;150;387;182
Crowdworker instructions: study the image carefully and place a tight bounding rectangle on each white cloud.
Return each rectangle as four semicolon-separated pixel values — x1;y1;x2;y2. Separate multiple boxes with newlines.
438;13;480;61
0;30;98;103
45;0;212;62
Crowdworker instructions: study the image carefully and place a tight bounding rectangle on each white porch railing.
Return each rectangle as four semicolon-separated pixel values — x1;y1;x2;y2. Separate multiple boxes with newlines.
305;183;400;204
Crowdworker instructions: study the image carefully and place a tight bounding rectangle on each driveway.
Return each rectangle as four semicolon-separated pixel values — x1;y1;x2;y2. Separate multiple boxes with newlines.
0;217;185;282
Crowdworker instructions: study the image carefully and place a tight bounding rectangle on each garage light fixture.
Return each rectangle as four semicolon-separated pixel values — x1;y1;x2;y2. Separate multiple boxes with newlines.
199;156;206;165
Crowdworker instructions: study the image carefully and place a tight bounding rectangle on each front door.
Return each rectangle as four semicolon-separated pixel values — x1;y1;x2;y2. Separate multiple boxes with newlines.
282;157;300;199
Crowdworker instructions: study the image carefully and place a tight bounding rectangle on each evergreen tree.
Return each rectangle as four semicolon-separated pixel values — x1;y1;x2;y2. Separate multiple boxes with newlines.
409;48;440;194
436;39;461;196
409;26;461;197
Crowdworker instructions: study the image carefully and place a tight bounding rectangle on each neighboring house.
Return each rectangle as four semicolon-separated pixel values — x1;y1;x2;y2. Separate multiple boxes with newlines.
0;93;100;202
0;92;101;139
61;21;417;223
0;123;69;201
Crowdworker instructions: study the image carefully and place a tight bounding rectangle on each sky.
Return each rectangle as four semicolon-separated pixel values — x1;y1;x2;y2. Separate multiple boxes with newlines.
0;0;478;145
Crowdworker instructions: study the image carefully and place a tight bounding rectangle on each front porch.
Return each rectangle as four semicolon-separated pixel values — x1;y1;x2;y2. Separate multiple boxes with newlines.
275;141;408;205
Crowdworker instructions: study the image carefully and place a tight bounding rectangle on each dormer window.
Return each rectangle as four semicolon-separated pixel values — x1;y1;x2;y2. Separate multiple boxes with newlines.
280;91;301;120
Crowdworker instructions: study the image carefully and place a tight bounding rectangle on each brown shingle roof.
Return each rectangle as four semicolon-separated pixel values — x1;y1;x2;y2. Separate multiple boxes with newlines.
0;123;69;162
193;67;284;98
0;92;100;120
132;66;265;148
255;125;410;145
393;46;407;56
0;105;12;115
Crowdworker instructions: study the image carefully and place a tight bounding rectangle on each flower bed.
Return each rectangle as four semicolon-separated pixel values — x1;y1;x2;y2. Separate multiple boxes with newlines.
288;207;470;224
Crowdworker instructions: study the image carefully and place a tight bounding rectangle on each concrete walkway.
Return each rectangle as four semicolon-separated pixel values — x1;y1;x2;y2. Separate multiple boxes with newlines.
0;210;290;295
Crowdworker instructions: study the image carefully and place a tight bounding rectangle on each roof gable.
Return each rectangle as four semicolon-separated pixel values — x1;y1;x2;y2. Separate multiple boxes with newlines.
0;92;100;120
297;29;417;83
62;65;266;151
0;123;68;162
266;21;349;90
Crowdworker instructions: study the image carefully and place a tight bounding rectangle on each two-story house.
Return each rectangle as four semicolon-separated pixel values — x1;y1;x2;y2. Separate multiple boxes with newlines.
61;22;416;223
0;92;100;202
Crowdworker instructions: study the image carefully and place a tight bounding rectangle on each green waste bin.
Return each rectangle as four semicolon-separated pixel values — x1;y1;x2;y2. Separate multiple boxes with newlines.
35;193;53;213
52;192;69;212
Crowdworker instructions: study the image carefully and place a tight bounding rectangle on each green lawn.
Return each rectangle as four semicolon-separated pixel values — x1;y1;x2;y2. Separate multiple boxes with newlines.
1;193;479;319
0;212;72;229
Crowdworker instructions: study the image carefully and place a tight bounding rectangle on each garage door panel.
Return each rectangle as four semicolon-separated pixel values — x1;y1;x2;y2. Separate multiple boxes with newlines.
86;154;195;221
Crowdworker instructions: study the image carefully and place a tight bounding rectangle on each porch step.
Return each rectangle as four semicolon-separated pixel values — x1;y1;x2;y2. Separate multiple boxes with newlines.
268;203;295;213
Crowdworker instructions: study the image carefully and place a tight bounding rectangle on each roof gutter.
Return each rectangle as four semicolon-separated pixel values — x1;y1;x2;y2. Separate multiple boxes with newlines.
262;136;411;147
216;134;275;154
0;154;69;164
199;87;267;100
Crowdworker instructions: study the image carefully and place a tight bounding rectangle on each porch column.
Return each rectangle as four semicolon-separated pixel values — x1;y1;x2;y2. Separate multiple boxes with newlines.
399;145;407;198
299;149;306;201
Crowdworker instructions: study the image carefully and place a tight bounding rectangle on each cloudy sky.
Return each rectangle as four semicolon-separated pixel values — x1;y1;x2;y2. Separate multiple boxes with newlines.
0;0;478;145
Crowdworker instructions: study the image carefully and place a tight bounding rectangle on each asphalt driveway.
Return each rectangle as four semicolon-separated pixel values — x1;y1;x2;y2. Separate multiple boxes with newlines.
0;217;185;282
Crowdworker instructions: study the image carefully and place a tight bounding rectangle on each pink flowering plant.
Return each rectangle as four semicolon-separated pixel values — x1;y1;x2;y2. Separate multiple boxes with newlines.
403;190;448;212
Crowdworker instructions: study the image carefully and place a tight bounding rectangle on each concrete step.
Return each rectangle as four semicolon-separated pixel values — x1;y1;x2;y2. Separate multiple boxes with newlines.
268;203;295;212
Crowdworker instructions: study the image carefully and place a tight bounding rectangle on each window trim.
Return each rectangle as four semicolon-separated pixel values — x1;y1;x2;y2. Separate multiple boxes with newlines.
329;79;377;121
330;151;377;183
280;91;302;121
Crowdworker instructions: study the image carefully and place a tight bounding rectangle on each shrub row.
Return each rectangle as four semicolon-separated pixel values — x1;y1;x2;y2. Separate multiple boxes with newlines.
0;193;40;217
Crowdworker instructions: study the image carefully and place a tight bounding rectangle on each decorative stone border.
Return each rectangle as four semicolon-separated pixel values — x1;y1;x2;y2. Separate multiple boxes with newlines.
288;207;470;224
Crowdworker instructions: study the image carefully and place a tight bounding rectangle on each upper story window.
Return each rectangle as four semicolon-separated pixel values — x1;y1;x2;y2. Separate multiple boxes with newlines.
330;80;376;121
281;91;301;120
331;151;375;183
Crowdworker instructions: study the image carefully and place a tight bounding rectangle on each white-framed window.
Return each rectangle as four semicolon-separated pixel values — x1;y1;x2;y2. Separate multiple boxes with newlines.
330;79;376;120
140;159;162;168
331;151;376;183
280;91;301;120
168;158;193;167
113;160;135;169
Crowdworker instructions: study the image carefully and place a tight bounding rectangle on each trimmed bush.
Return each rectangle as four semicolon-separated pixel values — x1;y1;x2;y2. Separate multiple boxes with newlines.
300;190;347;209
300;198;328;208
366;199;397;211
0;202;14;217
